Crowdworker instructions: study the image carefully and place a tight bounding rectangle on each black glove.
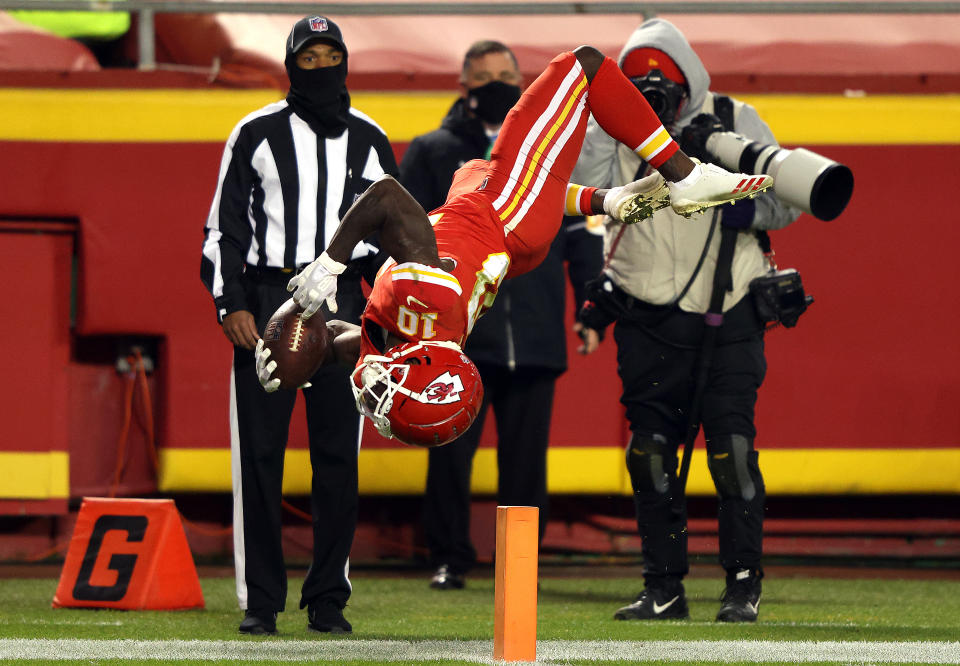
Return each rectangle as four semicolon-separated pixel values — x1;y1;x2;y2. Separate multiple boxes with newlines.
578;276;624;340
719;198;756;230
679;113;725;164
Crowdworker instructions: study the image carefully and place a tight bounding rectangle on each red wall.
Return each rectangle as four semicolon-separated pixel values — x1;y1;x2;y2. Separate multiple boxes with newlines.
0;141;957;467
754;145;960;449
0;230;71;451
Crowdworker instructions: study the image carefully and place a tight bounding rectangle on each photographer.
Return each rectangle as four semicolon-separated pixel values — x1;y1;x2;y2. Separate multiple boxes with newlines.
572;18;801;623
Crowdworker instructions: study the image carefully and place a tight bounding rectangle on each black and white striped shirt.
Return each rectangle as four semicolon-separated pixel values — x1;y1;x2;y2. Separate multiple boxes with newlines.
201;100;397;321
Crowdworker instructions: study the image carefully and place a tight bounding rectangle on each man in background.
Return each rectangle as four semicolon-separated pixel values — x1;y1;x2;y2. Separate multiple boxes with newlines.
201;15;397;635
400;41;602;589
574;18;800;623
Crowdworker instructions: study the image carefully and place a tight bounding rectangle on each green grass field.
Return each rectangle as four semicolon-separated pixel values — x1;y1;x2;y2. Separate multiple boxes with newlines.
1;570;959;664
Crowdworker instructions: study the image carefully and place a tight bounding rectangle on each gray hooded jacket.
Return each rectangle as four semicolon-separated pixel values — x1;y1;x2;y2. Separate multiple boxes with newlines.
572;19;800;314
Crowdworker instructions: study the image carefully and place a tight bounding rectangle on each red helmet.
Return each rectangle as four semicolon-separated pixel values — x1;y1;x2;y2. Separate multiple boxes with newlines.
351;341;483;448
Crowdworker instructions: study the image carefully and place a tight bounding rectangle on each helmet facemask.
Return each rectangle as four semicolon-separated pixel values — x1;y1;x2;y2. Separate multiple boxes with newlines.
350;355;407;438
350;341;466;440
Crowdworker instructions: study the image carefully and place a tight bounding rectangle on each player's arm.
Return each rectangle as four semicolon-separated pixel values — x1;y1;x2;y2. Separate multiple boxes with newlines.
328;175;439;267
325;320;362;367
564;172;668;224
289;176;439;318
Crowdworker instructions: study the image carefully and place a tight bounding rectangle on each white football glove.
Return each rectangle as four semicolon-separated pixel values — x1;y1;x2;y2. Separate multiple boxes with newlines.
603;172;669;224
254;339;281;393
287;251;347;318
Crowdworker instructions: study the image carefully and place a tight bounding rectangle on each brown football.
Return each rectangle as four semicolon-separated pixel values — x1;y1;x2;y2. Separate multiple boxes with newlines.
261;298;329;390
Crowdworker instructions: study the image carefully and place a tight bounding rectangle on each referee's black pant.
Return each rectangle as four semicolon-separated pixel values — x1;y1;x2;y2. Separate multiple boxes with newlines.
423;363;555;575
231;271;359;614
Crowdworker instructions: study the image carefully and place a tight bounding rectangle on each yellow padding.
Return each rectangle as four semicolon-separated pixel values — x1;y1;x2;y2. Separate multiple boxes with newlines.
0;90;958;145
0;452;69;499
0;90;442;143
736;94;960;146
158;446;960;495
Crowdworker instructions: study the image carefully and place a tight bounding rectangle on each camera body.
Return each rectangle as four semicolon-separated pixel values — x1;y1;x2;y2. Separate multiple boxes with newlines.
629;68;686;125
749;268;813;328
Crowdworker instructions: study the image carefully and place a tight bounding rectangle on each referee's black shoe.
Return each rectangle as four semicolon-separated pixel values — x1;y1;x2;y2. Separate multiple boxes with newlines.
239;609;277;635
429;564;465;590
716;568;763;623
614;579;689;620
308;600;352;634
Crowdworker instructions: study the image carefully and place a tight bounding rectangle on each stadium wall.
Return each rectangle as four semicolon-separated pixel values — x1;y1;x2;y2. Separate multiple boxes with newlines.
1;87;958;507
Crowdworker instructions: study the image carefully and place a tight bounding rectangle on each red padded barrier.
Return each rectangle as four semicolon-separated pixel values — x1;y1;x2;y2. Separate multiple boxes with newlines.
0;230;72;453
0;142;957;457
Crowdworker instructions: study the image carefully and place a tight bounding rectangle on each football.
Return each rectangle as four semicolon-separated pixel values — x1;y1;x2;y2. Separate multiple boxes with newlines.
261;298;329;390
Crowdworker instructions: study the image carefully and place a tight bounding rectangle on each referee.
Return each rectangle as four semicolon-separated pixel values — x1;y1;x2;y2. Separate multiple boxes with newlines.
200;15;397;636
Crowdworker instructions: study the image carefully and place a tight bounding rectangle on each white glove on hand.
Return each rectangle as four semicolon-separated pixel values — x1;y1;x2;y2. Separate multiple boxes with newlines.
255;339;281;393
287;251;347;318
603;172;669;224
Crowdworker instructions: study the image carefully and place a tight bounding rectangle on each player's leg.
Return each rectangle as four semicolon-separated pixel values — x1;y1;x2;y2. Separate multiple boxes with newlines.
574;45;772;216
299;363;360;633
480;51;591;276
572;46;682;175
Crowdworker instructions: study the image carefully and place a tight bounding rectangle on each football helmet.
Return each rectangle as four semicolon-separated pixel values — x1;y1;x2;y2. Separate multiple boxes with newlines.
351;341;483;448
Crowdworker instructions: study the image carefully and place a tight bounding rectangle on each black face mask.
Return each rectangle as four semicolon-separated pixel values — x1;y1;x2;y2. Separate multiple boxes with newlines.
629;69;687;126
466;80;522;125
285;54;351;137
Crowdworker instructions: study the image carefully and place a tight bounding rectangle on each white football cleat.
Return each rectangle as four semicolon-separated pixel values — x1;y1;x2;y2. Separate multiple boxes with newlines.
668;162;773;217
604;173;670;225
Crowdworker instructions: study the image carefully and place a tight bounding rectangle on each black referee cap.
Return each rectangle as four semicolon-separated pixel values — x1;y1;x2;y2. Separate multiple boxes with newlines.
286;16;347;56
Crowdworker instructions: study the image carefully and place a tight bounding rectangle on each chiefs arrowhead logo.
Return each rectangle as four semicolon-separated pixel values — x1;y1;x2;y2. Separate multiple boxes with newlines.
422;371;464;404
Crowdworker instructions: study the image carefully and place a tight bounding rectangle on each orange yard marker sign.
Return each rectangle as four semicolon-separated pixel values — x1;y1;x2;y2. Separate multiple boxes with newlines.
53;497;204;610
493;505;538;662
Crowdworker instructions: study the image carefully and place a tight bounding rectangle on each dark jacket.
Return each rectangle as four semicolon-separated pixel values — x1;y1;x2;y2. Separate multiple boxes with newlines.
400;99;602;372
399;98;490;213
466;217;601;372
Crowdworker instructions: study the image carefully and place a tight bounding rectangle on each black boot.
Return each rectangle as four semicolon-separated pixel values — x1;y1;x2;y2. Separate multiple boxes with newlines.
614;578;688;620
429;564;466;590
239;609;278;635
307;599;352;634
716;568;763;622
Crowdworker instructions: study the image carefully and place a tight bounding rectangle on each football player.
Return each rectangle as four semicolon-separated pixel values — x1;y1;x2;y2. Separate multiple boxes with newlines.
255;45;771;447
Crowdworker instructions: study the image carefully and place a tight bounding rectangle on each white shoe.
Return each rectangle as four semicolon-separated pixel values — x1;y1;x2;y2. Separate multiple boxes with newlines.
604;173;670;225
668;162;773;217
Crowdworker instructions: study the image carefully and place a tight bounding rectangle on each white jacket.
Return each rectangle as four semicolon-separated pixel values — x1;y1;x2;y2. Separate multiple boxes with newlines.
572;19;801;314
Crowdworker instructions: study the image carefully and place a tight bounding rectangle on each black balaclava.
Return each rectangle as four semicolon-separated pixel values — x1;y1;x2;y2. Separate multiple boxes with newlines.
466;80;522;126
284;16;350;137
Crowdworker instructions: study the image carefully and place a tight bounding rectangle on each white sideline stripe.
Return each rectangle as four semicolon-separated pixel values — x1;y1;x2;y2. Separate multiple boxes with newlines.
2;639;960;663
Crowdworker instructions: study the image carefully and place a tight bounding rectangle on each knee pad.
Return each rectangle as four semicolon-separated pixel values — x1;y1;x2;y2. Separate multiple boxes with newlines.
707;434;763;502
626;433;676;495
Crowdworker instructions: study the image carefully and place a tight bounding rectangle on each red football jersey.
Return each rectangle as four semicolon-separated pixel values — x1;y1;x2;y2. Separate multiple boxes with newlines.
359;190;512;360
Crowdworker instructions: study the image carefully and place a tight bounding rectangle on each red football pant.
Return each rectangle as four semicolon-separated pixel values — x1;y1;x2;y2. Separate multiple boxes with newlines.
444;51;676;278
482;52;591;276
